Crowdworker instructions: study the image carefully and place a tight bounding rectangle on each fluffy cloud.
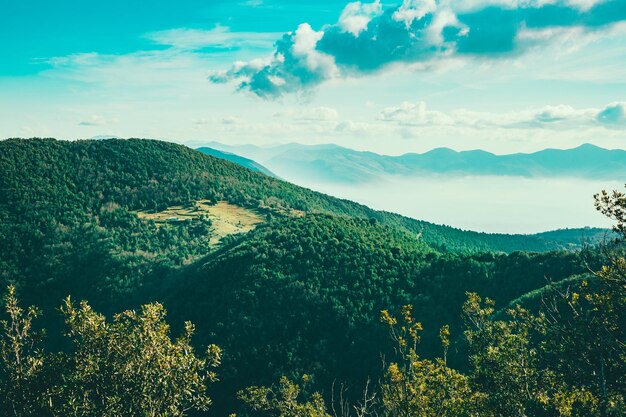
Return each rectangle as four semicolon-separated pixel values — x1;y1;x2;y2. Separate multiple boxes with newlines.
339;1;383;35
392;0;438;27
209;23;339;98
210;0;626;97
596;102;626;125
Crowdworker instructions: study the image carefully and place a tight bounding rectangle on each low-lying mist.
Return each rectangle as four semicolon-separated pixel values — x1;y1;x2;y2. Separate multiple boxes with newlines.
288;175;623;234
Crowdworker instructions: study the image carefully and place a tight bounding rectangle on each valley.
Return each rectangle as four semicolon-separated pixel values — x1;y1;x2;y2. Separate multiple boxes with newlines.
204;142;626;233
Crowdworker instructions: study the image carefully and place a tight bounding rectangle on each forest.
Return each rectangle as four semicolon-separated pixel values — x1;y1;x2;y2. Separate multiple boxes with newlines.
0;138;624;416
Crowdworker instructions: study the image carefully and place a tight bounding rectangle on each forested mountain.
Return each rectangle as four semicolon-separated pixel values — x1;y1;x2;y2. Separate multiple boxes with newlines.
0;138;623;417
0;138;592;264
2;137;591;314
206;142;626;184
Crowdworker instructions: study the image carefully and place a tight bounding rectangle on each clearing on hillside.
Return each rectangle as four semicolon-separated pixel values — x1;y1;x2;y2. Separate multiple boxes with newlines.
135;200;265;245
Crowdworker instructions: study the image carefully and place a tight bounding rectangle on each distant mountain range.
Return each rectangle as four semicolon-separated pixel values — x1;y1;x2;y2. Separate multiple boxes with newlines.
203;142;626;184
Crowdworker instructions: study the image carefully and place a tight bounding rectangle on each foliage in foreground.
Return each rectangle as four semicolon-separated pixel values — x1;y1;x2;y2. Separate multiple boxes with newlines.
0;250;624;417
0;288;220;417
2;227;625;417
236;261;625;417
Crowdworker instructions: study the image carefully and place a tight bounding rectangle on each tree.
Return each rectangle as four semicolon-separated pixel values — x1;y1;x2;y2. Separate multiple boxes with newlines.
595;189;626;238
0;286;221;417
0;285;51;417
536;260;626;416
57;298;221;417
237;375;330;417
379;306;477;417
462;294;552;417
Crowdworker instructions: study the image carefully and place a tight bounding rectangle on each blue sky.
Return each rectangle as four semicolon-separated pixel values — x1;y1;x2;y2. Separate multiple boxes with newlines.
0;1;346;75
2;0;626;154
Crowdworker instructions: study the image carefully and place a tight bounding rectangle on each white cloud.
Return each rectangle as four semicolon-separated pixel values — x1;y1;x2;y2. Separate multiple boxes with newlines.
393;0;438;27
564;0;605;10
292;24;339;78
426;8;469;46
379;102;454;125
597;102;626;125
379;101;626;129
213;0;626;98
339;1;383;36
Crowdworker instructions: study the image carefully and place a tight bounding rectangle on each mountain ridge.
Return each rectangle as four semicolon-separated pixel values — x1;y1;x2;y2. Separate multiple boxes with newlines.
1;138;606;255
196;146;277;177
204;142;626;184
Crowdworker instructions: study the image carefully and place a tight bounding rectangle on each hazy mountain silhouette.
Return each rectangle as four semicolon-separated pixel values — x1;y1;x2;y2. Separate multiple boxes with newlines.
204;142;626;184
197;147;276;177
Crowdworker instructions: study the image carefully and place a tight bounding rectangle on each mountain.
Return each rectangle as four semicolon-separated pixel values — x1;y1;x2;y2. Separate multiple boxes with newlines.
205;142;626;184
0;138;615;415
533;227;615;248
0;138;595;261
197;146;276;177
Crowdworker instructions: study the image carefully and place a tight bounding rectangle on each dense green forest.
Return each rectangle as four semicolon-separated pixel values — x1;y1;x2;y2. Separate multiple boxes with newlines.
0;138;624;416
1;138;602;315
162;214;603;413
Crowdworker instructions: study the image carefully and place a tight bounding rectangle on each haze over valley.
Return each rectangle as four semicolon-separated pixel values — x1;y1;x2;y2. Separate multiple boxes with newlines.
202;142;626;233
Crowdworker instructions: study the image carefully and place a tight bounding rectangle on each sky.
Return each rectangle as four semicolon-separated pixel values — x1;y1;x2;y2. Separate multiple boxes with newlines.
1;0;626;155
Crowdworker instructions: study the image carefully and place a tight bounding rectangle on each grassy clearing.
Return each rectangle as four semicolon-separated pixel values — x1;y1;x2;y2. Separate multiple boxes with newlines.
136;200;265;245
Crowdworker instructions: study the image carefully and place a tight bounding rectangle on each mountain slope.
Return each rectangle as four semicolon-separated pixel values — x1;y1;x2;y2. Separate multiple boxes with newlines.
161;214;600;413
0;138;587;254
197;146;276;177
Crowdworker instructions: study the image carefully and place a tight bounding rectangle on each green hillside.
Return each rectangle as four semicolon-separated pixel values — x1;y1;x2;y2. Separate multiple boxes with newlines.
160;214;599;413
0;137;609;317
0;137;588;270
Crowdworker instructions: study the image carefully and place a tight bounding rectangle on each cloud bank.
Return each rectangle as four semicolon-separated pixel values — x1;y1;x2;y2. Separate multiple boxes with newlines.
209;0;626;97
378;101;626;129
